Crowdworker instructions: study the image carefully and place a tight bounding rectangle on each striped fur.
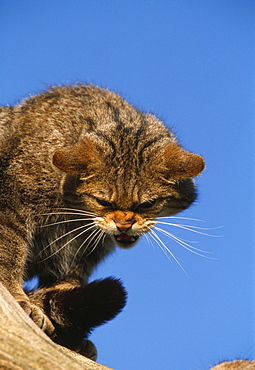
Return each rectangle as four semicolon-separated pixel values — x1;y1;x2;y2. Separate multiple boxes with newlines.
0;84;204;358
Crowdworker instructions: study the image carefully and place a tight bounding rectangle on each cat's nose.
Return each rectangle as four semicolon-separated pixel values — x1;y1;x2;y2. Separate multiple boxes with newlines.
115;221;133;233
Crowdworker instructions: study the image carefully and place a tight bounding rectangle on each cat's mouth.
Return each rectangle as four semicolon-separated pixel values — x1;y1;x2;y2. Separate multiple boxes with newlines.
114;233;139;248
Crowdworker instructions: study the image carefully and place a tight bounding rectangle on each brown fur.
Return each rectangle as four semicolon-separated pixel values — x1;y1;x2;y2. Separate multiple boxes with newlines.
0;84;204;357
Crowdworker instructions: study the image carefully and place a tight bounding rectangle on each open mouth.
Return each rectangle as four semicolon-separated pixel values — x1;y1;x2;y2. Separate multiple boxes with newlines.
114;233;139;246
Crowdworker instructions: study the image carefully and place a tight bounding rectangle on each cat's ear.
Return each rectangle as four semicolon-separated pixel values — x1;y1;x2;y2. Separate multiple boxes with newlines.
164;142;205;179
52;138;101;174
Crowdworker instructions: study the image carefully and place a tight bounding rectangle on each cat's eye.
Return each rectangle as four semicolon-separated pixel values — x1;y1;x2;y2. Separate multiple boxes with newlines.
95;198;112;207
139;200;157;209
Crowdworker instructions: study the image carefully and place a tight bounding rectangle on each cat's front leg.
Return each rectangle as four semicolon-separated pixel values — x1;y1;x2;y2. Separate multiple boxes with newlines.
0;222;55;336
5;277;55;337
29;277;127;359
8;280;55;337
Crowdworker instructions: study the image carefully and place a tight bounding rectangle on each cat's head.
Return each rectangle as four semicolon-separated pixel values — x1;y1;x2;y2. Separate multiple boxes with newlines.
52;134;204;249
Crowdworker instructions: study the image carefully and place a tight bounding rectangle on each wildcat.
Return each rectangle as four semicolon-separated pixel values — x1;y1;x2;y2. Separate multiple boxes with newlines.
0;84;204;358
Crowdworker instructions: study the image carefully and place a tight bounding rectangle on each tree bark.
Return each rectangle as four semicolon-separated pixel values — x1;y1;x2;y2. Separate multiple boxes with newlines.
0;282;113;370
210;361;255;369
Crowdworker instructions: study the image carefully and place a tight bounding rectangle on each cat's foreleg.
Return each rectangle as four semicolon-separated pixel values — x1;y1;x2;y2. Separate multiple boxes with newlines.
29;277;127;359
0;222;55;336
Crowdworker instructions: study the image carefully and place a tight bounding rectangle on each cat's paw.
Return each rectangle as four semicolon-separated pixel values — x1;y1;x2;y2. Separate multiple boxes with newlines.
18;300;55;337
76;339;98;361
28;277;127;357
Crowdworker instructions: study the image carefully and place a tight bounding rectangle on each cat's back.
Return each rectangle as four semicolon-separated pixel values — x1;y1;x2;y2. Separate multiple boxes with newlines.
0;85;137;181
0;106;14;154
0;85;96;165
0;84;173;175
0;85;135;146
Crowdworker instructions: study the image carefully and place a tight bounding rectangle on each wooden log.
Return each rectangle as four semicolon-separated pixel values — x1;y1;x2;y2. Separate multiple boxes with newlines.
0;282;113;370
210;361;255;370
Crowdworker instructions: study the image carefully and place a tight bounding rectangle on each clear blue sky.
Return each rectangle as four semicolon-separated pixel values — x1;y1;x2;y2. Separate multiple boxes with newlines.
1;1;254;369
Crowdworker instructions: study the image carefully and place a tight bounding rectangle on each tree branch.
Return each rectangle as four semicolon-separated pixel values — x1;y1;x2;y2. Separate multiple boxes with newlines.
0;282;113;370
210;361;255;370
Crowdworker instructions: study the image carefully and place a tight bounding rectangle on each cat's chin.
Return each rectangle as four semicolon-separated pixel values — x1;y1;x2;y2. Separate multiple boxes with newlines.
112;234;140;249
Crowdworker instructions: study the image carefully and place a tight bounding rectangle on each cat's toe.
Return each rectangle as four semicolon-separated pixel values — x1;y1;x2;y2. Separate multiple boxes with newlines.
77;339;98;360
18;300;55;337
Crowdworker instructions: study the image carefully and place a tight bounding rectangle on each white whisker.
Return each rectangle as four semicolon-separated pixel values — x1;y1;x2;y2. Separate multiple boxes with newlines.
155;221;222;237
53;207;96;216
36;207;96;219
156;216;206;222
37;212;95;218
155;226;200;248
36;206;219;275
40;224;97;262
143;233;154;249
149;229;189;276
70;228;103;267
154;226;215;259
84;229;105;257
39;217;94;228
39;222;96;258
